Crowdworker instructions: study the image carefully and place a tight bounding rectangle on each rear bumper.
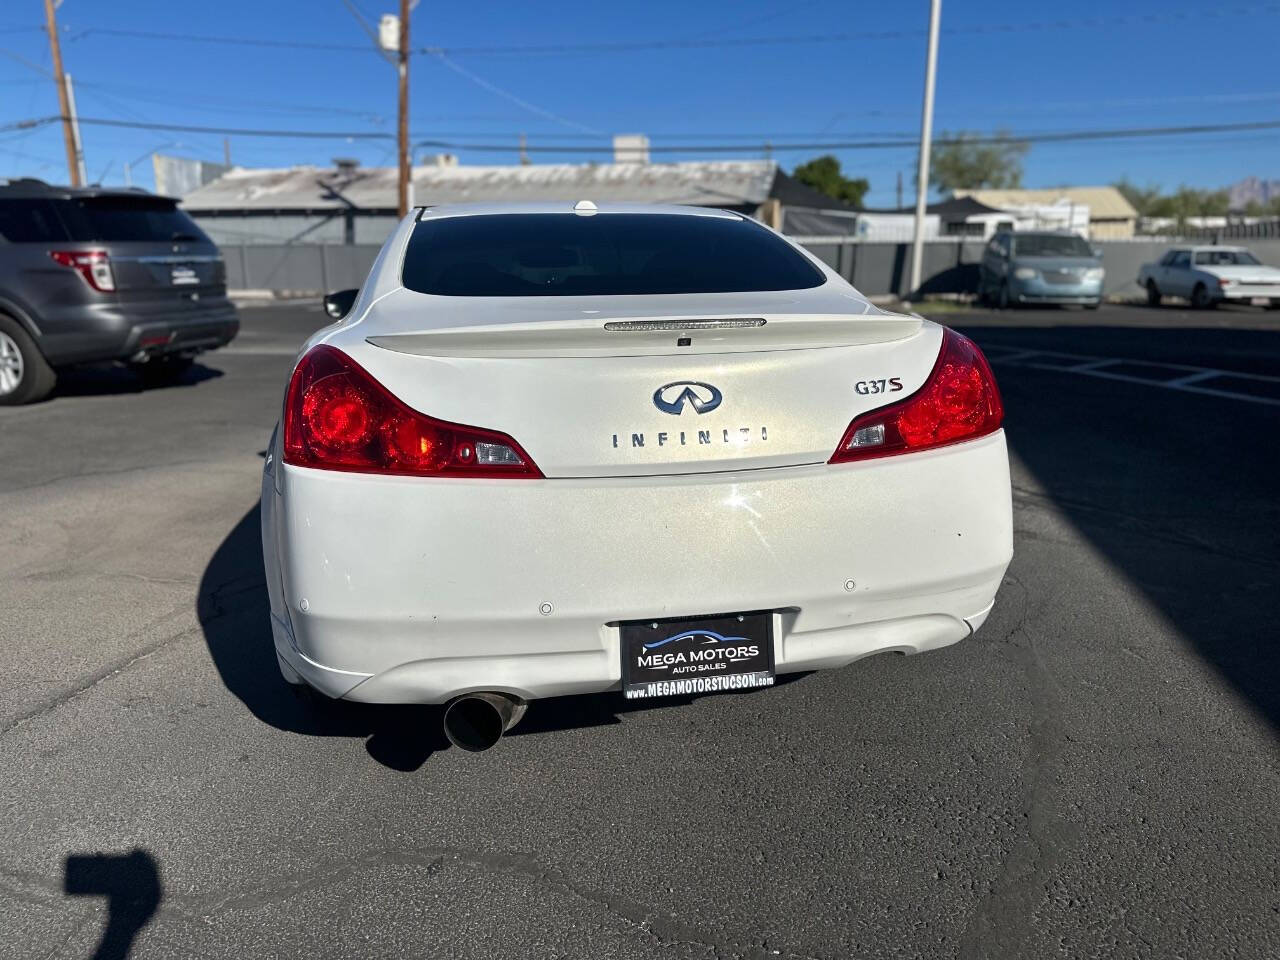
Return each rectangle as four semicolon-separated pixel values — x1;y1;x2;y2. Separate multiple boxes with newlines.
261;431;1014;704
37;298;239;365
1218;286;1280;301
1016;293;1101;305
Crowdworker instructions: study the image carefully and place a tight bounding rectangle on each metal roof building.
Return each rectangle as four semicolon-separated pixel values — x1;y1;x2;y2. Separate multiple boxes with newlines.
952;186;1139;238
180;158;857;244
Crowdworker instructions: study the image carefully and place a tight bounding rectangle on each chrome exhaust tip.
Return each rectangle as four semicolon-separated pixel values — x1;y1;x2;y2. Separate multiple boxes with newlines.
442;692;527;752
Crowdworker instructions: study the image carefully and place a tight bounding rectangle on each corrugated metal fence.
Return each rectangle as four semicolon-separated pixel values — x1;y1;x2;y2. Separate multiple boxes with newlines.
224;238;1280;299
226;243;377;294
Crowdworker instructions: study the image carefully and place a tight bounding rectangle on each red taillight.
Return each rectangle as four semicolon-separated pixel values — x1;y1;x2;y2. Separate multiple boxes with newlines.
49;249;116;292
829;328;1003;463
282;345;542;478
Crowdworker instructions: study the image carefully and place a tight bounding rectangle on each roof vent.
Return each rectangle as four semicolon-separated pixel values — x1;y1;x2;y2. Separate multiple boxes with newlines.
613;134;649;165
332;157;359;176
573;199;598;216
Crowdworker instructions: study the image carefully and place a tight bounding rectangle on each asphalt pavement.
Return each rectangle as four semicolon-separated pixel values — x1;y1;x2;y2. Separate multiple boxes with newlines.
0;302;1277;959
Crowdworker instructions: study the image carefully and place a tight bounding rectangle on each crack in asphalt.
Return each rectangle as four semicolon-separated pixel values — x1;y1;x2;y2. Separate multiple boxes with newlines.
0;564;257;742
0;457;251;499
956;573;1077;959
0;608;196;740
0;848;829;960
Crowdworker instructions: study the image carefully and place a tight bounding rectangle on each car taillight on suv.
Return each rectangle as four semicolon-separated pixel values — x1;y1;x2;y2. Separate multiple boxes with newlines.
830;328;1003;463
48;249;116;292
283;345;543;478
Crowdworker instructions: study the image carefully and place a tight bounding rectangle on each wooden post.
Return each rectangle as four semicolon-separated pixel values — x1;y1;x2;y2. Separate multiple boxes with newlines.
43;0;80;186
396;0;410;217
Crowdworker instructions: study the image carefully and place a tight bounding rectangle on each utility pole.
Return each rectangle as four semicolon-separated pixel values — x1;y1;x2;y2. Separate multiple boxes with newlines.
65;74;87;185
397;0;411;217
43;0;80;186
896;170;903;209
909;0;942;297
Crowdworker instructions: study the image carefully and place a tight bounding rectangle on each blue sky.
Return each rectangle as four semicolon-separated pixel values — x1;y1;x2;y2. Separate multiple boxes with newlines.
2;0;1278;206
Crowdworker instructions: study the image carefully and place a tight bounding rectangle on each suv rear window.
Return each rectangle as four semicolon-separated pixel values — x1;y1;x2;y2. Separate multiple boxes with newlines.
59;197;210;243
400;213;826;297
0;199;71;243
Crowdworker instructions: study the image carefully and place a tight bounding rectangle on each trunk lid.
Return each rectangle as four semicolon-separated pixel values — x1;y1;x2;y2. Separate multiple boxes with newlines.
1210;265;1280;283
345;288;943;478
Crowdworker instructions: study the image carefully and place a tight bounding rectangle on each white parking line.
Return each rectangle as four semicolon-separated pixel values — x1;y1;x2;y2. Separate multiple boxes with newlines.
1165;369;1225;387
1066;359;1121;372
982;345;1280;407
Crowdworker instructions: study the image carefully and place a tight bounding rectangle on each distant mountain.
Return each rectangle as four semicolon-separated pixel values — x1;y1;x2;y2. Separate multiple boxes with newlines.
1229;177;1280;210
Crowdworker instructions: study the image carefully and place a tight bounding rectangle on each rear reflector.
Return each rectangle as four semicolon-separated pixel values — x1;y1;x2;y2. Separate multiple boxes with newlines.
282;345;542;478
49;249;115;292
830;328;1003;463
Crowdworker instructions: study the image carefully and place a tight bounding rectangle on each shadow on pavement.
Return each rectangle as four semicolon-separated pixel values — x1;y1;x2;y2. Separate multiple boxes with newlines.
915;261;980;297
197;504;448;771
506;671;810;739
963;324;1280;730
53;362;222;399
63;849;162;960
200;505;810;761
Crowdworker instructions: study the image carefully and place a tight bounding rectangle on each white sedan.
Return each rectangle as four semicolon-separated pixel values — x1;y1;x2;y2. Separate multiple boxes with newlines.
261;203;1013;751
1139;246;1280;308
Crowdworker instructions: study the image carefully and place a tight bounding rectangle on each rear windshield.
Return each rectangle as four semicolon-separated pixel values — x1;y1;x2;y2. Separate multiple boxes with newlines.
1011;234;1094;258
59;197;211;244
0;198;71;243
1194;249;1260;266
400;213;826;297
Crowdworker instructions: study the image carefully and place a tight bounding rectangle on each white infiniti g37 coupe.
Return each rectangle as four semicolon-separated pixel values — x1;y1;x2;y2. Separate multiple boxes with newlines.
260;202;1013;751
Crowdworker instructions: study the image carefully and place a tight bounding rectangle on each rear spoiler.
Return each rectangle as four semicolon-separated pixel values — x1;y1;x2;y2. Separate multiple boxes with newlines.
366;313;922;359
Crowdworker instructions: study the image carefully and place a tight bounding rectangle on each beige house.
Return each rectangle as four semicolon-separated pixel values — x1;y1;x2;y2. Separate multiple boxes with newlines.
952;186;1138;238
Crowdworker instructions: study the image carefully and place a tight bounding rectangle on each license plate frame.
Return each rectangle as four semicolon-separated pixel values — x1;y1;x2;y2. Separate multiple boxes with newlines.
170;264;199;286
619;610;774;700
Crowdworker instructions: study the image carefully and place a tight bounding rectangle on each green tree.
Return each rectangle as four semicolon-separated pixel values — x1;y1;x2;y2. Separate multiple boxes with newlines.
791;155;870;208
1116;180;1233;219
1244;196;1280;216
929;132;1029;192
1114;179;1165;216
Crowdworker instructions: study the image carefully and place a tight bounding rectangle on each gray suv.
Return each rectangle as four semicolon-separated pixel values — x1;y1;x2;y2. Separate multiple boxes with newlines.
0;178;238;404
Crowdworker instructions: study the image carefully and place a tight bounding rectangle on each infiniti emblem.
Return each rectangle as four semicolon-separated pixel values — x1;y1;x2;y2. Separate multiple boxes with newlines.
653;381;722;415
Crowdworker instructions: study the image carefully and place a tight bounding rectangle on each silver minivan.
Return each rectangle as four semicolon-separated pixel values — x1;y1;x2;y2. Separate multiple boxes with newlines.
979;230;1104;309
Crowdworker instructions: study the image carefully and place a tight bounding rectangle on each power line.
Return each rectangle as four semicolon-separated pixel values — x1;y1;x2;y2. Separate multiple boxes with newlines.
71;77;389;123
427;51;602;135
11;115;1280;151
414;120;1280;154
424;5;1280;54
67;27;372;51
0;116;57;134
63;5;1280;56
70;117;395;139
